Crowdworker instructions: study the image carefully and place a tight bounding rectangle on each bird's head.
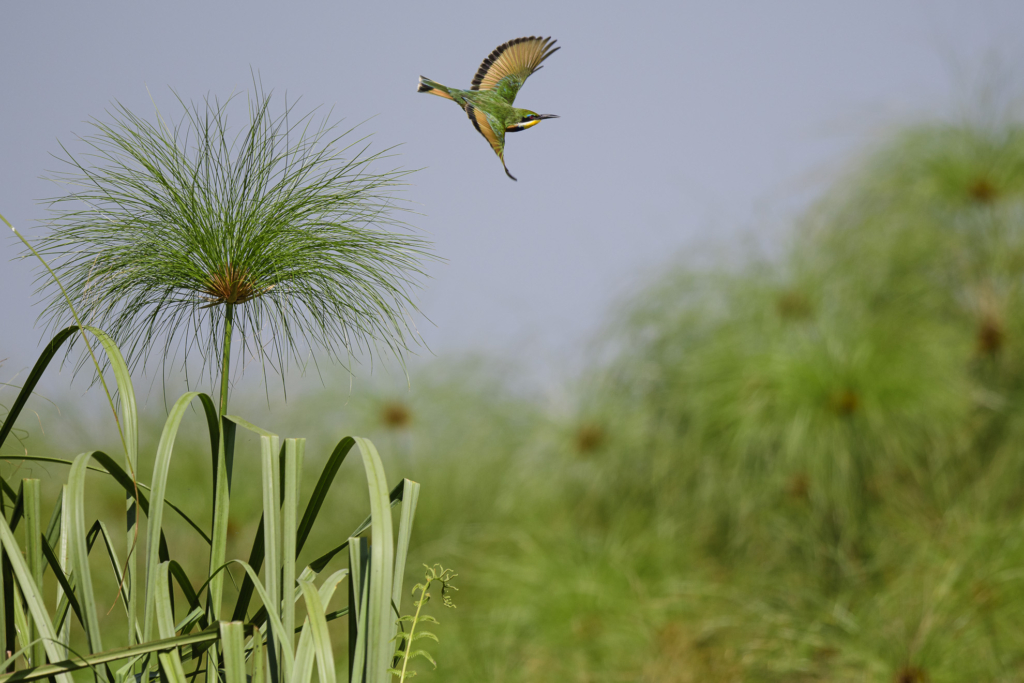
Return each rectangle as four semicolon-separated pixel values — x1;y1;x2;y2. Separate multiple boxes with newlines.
506;110;559;133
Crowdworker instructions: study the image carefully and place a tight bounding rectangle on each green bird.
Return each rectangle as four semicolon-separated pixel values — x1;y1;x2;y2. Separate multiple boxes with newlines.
417;36;560;181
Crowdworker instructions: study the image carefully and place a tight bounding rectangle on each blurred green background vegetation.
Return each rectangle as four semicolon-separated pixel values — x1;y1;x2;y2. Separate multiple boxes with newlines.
10;112;1024;682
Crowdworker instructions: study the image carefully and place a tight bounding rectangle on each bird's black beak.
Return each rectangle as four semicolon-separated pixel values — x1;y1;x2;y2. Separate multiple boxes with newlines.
538;114;560;120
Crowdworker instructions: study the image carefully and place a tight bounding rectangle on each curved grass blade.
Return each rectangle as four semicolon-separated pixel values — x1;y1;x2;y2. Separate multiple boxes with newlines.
224;560;295;683
154;563;188;683
291;575;341;683
353;438;393;683
259;434;283;682
295;437;355;555
0;322;140;651
0;454;212;547
348;538;369;683
307;480;407;576
389;479;420;653
281;439;303;655
0;511;74;683
0;626;225;683
222;414;278;632
22;479;44;667
234;436;355;625
230;513;265;622
291;569;349;683
166;562;203;633
142;391;217;643
67;453;109;660
0;327;78;451
54;485;70;654
39;533;83;634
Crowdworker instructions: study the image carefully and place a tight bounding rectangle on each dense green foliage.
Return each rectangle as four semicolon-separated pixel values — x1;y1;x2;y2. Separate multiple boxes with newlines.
303;117;1024;682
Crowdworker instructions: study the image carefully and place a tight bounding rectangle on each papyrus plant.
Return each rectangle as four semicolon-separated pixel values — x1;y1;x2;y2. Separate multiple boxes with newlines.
33;85;432;415
0;83;439;683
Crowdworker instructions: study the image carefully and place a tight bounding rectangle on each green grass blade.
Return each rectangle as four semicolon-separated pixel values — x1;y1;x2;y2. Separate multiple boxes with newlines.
11;592;30;668
296;577;337;683
295;437;355;555
1;481;15;671
154;563;188;683
22;479;44;667
291;623;315;683
259;434;283;683
80;325;140;653
220;621;246;683
230;513;265;622
225;414;279;628
39;532;82;634
142;391;217;643
0;327;78;452
166;562;203;632
55;485;70;654
207;418;231;628
389;479;419;651
307;481;406;576
348;537;369;683
224;560;294;683
67;453;106;659
0;626;224;683
281;439;303;655
0;510;74;683
353;437;394;683
0;454;212;547
42;487;63;560
251;620;265;683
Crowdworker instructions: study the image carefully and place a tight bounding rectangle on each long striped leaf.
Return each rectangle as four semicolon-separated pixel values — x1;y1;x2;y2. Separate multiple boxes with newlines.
281;439;304;655
294;576;339;683
353;437;394;683
21;479;44;667
142;392;217;643
307;481;407;576
0;327;78;451
224;560;295;683
348;538;369;683
292;569;349;683
154;563;187;683
67;453;107;660
259;434;283;683
220;621;247;683
0;626;223;683
389;479;420;655
0;512;73;683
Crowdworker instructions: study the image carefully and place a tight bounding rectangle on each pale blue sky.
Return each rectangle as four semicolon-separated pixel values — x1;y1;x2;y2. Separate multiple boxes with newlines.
3;1;1024;398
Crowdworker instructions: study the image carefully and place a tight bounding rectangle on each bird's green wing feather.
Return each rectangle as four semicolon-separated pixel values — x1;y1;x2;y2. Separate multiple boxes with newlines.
469;36;559;104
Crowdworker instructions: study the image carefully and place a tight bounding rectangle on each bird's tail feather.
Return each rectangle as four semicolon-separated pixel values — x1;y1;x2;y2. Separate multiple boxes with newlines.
417;76;454;100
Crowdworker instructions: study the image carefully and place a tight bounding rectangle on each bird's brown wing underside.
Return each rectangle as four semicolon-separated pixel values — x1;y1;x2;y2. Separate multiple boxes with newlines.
470;36;559;102
464;103;516;180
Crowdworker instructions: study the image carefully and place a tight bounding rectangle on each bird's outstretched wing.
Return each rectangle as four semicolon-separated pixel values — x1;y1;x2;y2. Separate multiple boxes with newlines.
470;36;559;104
464;103;516;181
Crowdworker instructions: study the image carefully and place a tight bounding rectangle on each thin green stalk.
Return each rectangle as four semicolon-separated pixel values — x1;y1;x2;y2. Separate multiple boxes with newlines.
396;585;428;683
220;304;234;418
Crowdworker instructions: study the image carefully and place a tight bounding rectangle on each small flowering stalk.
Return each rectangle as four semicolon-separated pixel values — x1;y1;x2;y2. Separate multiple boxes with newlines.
390;564;458;681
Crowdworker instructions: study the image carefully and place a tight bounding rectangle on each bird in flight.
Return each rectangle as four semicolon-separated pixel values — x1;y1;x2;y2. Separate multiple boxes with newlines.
417;36;560;181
